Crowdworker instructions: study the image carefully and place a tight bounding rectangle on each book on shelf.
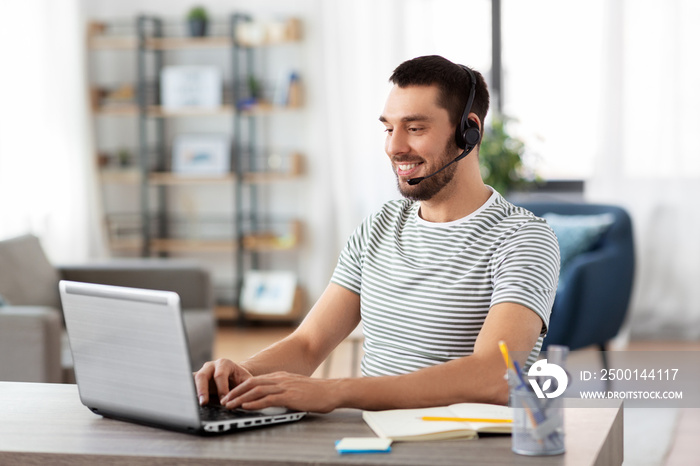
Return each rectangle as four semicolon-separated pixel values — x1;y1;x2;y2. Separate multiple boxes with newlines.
362;403;512;442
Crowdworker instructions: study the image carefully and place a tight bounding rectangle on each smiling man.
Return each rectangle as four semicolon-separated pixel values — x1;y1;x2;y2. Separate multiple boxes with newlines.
195;55;560;413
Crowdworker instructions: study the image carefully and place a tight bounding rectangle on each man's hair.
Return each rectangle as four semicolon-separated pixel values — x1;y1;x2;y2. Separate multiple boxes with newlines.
389;55;490;133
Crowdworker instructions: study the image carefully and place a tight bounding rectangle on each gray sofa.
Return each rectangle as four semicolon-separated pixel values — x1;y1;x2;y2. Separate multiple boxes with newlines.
0;234;215;383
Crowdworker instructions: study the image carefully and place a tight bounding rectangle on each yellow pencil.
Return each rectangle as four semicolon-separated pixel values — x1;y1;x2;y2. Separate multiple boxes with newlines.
421;416;513;423
498;340;514;371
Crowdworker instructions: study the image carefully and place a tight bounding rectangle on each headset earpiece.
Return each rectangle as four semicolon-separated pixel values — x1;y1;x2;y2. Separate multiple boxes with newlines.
463;120;481;147
454;118;481;150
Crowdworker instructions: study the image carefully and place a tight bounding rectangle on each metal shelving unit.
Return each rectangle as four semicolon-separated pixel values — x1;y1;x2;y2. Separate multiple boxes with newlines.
89;14;305;323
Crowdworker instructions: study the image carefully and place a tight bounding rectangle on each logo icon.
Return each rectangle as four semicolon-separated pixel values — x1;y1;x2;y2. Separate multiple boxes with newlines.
527;359;568;399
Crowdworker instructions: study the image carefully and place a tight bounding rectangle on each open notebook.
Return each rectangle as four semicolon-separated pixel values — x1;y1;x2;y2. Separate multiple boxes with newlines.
362;403;512;441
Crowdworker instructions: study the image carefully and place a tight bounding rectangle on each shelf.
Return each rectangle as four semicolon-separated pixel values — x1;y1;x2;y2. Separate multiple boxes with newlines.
108;237;143;252
117;221;303;254
87;17;301;51
148;103;298;117
95;105;233;117
94;105;232;117
94;105;139;116
87;35;302;51
143;153;303;185
148;173;235;185
150;238;235;253
94;104;300;118
239;101;302;115
144;228;300;253
88;36;138;50
87;21;136;49
101;155;303;185
99;169;140;183
108;238;234;254
242;220;301;251
144;36;231;50
107;219;302;254
147;105;235;118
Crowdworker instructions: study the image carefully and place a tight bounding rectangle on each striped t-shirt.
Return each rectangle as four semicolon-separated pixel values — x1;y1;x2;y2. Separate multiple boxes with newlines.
330;189;560;377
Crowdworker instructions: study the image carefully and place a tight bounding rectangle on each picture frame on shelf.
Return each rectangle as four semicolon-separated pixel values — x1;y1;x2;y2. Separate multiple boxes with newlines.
160;66;222;110
172;134;230;176
240;270;297;316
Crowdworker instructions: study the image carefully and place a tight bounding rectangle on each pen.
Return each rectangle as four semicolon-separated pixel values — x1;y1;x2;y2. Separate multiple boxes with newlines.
421;416;513;423
512;360;528;389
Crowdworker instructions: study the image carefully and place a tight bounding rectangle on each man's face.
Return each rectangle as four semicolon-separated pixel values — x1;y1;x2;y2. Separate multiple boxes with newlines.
380;85;462;201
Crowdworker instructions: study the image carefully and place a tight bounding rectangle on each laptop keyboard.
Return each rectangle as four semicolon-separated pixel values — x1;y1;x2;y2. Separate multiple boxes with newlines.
199;404;266;421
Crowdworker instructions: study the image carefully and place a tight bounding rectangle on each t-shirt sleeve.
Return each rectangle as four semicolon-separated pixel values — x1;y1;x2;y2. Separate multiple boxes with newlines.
330;218;370;295
490;219;560;334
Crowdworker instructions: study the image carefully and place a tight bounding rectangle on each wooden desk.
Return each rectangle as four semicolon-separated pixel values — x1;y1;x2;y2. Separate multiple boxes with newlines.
0;382;622;466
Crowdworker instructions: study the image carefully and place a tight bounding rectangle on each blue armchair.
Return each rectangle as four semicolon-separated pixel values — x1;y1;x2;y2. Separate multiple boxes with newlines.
517;203;635;359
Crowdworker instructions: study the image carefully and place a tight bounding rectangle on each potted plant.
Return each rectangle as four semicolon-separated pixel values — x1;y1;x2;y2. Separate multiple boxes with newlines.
187;6;209;37
478;116;538;196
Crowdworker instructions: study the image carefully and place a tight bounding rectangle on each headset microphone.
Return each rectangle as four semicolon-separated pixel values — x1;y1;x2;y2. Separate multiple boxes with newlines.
407;145;476;185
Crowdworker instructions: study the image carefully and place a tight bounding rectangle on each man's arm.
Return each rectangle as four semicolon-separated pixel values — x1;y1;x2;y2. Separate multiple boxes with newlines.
220;302;542;412
240;283;361;376
195;283;360;405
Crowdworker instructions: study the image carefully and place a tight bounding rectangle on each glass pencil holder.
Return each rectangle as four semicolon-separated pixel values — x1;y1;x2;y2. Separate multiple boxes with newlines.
511;388;565;456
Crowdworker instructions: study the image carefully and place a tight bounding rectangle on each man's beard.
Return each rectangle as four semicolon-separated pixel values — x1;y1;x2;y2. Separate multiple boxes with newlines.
395;143;459;201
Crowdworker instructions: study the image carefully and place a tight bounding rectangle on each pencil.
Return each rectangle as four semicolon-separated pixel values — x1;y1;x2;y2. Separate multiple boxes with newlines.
421;416;513;423
498;340;514;371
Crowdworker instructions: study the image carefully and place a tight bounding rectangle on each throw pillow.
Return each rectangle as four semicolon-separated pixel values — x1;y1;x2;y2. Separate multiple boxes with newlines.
543;212;615;278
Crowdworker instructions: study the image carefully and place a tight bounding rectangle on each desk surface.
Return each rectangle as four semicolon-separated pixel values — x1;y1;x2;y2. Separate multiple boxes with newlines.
0;382;622;466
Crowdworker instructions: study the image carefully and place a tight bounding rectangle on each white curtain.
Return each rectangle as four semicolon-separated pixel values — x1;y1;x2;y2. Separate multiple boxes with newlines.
588;0;700;339
0;0;106;262
300;0;408;299
318;0;405;242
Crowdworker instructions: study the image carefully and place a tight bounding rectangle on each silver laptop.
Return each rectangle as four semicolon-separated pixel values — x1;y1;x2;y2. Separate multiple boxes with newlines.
59;280;306;435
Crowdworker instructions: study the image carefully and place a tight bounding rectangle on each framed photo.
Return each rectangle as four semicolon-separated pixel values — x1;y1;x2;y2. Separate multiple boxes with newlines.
240;271;297;315
160;66;222;110
172;134;230;176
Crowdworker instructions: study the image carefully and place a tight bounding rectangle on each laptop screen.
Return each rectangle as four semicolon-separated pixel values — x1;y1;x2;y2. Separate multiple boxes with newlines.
60;281;201;430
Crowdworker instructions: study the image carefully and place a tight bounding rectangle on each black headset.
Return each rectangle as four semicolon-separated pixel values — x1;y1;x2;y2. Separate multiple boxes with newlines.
454;65;481;150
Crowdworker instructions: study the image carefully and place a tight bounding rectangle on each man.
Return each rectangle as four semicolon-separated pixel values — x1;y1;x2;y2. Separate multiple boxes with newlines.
195;55;559;413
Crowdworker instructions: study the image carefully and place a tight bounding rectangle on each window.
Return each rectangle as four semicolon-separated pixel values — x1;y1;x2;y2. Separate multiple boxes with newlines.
400;0;606;181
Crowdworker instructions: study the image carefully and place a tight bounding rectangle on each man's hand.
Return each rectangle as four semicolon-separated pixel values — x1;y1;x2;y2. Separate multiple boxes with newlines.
219;372;341;413
194;358;253;406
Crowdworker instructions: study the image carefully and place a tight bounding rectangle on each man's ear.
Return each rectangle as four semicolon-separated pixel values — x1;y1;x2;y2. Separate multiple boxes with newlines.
468;113;482;133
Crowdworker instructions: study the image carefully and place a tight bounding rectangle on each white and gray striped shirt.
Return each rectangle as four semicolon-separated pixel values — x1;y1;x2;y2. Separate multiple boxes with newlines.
331;189;560;377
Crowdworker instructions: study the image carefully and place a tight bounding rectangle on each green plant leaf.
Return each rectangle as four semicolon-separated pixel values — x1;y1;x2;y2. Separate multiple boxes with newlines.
478;116;534;195
187;6;208;21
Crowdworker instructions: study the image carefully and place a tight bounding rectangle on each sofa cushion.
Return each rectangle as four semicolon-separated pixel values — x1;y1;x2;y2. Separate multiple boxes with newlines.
0;234;61;309
543;212;615;278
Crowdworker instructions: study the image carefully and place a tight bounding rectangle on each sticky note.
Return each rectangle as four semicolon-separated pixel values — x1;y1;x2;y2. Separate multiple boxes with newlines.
335;437;392;454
